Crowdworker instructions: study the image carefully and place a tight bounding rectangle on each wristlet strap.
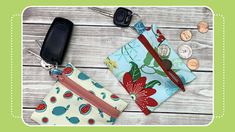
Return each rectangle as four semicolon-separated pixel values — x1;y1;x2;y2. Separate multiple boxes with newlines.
133;21;146;34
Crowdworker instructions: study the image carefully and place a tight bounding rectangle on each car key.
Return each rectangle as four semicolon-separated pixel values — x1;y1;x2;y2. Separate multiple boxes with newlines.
89;7;133;27
40;17;73;65
27;49;53;70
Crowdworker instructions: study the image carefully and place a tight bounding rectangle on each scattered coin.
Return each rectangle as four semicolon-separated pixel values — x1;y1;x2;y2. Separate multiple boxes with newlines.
197;21;209;33
177;44;193;59
162;59;172;71
187;58;199;70
157;44;170;58
180;30;192;42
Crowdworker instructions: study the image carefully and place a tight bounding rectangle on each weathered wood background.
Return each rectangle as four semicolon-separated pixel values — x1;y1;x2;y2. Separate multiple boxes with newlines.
22;7;213;125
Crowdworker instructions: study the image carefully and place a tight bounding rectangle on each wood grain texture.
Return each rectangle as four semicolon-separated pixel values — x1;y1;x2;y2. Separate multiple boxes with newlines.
22;7;213;125
23;24;213;70
23;109;212;126
23;67;213;114
23;7;213;28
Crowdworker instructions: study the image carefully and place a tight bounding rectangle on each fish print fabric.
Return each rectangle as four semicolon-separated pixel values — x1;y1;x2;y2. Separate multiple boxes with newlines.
31;63;128;125
105;22;196;115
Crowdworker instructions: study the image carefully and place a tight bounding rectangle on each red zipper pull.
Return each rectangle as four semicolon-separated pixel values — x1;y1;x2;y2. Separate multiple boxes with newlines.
167;70;185;92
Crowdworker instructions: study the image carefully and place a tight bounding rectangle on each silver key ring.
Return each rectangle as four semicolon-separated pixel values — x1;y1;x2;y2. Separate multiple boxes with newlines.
40;60;54;70
27;49;54;70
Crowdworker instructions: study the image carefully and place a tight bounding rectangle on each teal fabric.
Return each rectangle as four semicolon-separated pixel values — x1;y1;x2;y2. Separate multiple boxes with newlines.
105;21;196;113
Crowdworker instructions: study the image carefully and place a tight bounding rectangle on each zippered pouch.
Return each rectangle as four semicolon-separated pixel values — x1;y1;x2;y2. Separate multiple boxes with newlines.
105;21;196;115
31;63;128;125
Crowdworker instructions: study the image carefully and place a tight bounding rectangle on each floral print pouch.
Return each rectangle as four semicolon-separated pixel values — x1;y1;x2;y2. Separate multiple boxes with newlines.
31;63;128;125
105;21;196;115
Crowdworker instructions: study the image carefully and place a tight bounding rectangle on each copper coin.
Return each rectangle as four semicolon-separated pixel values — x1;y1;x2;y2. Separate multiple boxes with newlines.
197;21;209;33
187;58;199;70
162;59;172;71
180;30;192;42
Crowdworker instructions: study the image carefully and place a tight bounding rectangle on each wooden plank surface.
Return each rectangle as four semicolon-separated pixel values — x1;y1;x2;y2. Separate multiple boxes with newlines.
23;109;212;125
23;67;213;113
23;7;213;28
22;7;213;125
23;25;213;71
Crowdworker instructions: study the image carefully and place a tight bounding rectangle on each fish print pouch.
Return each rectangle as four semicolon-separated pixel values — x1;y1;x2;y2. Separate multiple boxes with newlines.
105;21;196;115
31;63;128;125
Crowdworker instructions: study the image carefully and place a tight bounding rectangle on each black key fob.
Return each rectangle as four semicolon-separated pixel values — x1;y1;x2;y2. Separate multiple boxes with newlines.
113;7;133;27
40;17;73;65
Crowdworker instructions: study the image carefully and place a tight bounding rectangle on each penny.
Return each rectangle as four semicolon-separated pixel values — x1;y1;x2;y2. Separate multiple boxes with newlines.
197;21;209;33
187;58;199;70
180;30;192;42
162;59;172;71
157;44;170;58
177;44;193;59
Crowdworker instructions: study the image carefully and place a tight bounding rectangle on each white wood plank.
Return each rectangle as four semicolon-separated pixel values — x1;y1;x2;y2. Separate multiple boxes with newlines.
23;109;213;125
23;7;213;29
23;24;213;44
23;24;213;71
23;67;213;114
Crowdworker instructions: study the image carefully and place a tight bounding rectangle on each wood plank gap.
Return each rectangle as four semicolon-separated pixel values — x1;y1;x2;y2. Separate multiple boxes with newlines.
123;111;213;115
23;65;109;70
22;23;213;30
23;65;213;72
22;107;212;115
191;70;213;72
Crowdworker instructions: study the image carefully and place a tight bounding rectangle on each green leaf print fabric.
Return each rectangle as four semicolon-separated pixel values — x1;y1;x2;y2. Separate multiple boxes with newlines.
31;63;128;125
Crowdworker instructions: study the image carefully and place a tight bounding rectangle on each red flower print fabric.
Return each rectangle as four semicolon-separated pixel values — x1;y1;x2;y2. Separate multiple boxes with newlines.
123;72;158;115
105;23;196;116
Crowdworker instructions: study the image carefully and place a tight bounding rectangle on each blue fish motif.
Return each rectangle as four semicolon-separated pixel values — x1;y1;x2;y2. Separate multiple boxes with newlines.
98;109;104;118
52;105;70;116
77;97;83;101
101;92;106;99
55;87;60;94
92;81;104;88
107;117;116;123
78;72;90;80
66;116;80;124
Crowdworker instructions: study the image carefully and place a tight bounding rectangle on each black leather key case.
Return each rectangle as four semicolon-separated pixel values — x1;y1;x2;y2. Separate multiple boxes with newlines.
40;17;73;65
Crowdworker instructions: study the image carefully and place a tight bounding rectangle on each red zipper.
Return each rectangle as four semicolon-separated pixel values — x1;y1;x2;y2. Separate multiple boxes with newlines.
138;34;185;92
57;73;121;118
